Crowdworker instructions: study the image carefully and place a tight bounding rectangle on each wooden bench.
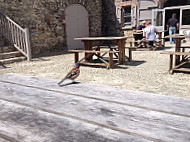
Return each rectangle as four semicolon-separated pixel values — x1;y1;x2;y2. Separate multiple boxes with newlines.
69;49;120;69
125;45;137;62
160;51;190;74
131;39;162;49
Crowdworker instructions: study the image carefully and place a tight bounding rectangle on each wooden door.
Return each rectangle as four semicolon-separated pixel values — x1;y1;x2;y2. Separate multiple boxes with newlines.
65;4;89;50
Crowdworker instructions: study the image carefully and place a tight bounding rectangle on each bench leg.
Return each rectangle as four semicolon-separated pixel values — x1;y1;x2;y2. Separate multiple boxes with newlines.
169;54;174;74
74;53;79;63
109;53;113;69
129;48;132;61
182;48;185;60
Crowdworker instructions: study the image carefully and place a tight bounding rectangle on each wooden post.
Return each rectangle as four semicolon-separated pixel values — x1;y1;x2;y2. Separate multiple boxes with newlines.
74;53;79;63
84;40;92;62
182;47;185;61
117;39;122;64
169;54;173;72
175;38;181;65
122;39;125;64
109;52;113;69
129;48;132;62
25;28;32;61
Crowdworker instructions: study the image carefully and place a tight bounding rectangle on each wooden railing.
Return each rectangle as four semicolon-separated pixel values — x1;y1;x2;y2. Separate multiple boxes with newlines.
0;12;31;60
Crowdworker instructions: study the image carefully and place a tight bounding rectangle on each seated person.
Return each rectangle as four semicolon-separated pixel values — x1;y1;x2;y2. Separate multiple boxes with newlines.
143;20;158;49
134;20;146;47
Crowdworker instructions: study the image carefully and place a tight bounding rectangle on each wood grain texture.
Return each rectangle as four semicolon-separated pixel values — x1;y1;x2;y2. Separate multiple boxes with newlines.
1;73;190;117
0;73;190;142
0;100;147;142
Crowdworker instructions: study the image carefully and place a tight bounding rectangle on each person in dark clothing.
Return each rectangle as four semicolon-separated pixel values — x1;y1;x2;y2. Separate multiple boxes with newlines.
167;13;179;44
136;20;146;40
134;20;146;47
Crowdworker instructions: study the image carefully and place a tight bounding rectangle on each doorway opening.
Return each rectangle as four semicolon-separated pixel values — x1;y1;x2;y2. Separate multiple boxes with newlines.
164;9;180;40
65;4;89;50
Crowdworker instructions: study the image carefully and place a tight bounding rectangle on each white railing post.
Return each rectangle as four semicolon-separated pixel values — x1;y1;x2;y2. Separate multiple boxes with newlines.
0;12;32;61
25;28;31;61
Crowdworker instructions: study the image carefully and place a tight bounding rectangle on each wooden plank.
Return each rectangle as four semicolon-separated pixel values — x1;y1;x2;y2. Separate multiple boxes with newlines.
174;68;190;72
1;73;190;118
160;51;190;56
69;49;119;54
78;62;107;67
0;100;147;142
75;36;128;41
0;81;190;141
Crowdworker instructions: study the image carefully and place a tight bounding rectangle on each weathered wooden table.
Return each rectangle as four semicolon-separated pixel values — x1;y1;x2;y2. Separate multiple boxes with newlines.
165;34;185;65
0;73;190;142
157;30;166;48
75;36;128;65
163;35;190;73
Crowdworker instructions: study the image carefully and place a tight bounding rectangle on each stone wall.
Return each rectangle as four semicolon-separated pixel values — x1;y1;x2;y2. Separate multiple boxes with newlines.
0;0;102;56
102;0;123;36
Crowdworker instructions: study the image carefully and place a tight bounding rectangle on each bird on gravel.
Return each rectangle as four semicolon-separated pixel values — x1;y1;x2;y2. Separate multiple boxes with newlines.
57;63;80;86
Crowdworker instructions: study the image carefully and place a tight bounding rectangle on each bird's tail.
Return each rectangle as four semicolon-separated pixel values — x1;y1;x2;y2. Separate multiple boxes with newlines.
57;77;67;86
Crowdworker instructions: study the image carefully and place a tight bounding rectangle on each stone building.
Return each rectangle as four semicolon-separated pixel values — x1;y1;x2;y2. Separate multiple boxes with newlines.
0;0;103;56
115;0;190;37
1;0;190;58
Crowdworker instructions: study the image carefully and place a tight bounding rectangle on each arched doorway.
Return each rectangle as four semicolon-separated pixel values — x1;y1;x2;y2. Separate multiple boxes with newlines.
65;4;89;50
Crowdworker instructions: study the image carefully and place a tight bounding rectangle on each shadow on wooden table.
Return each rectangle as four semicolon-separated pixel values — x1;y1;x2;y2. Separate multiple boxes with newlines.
58;81;81;87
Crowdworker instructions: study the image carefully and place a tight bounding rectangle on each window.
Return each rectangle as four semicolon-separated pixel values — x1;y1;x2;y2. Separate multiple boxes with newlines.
123;6;131;26
153;11;163;26
182;9;190;25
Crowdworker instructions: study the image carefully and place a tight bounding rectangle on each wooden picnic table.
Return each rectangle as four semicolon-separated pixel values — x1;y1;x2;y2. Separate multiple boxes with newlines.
132;31;164;49
1;73;190;141
162;34;190;73
157;30;166;48
165;34;185;65
74;36;128;67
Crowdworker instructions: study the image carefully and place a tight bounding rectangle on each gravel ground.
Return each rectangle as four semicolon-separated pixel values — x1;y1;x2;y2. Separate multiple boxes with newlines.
0;42;190;98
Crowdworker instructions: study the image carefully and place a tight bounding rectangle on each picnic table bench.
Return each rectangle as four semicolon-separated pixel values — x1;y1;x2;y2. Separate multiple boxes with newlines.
69;49;119;69
0;73;190;141
73;37;127;68
162;35;190;74
132;31;165;50
125;39;162;62
160;51;190;74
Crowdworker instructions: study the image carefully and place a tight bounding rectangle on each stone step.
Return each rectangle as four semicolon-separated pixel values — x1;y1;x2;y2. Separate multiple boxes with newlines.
0;51;22;59
0;45;16;53
0;56;26;64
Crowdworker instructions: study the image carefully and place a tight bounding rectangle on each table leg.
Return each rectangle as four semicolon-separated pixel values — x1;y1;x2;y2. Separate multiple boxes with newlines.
169;54;173;72
159;33;162;48
182;48;185;61
109;52;113;69
175;39;181;65
74;53;79;63
84;40;93;61
117;39;122;64
122;39;126;64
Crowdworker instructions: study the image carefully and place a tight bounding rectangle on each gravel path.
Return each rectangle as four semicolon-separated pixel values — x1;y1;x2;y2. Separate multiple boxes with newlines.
0;42;190;98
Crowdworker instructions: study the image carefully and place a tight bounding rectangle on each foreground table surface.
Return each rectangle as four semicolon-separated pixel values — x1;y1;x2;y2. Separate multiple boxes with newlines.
0;73;190;142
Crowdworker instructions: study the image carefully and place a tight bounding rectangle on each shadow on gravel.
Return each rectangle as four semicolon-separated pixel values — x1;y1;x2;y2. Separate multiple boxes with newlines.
125;60;146;66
